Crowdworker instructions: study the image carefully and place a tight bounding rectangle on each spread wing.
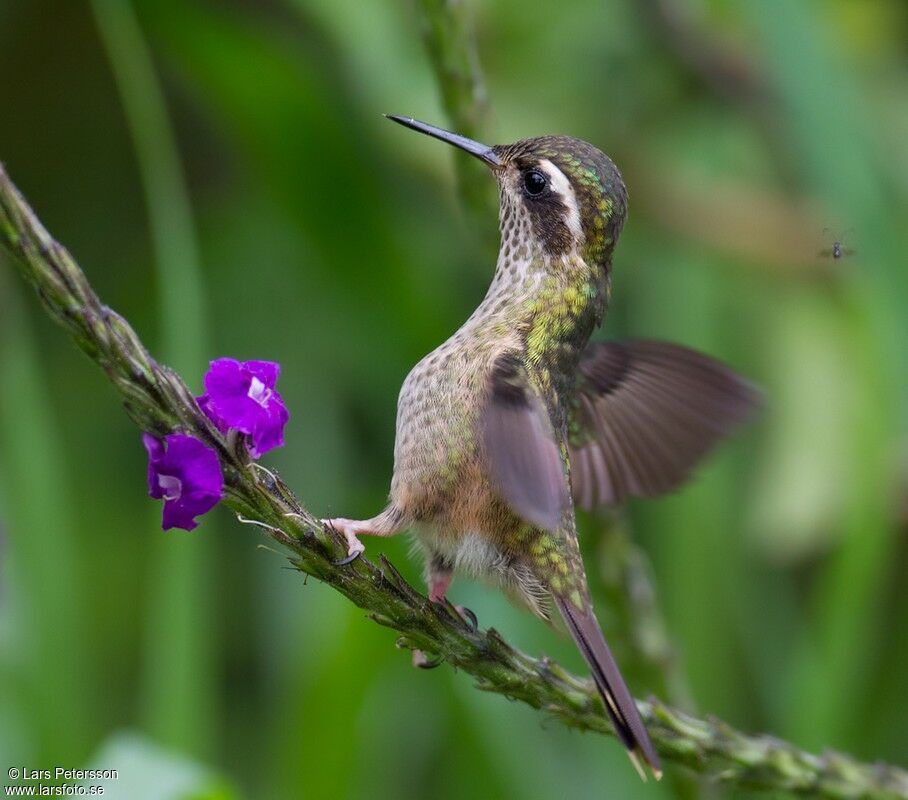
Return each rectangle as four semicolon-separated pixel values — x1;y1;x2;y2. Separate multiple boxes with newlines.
569;340;759;509
482;353;571;531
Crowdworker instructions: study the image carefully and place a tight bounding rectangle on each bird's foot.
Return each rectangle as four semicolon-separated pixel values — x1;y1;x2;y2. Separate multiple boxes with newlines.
429;578;479;630
455;605;479;630
322;517;368;565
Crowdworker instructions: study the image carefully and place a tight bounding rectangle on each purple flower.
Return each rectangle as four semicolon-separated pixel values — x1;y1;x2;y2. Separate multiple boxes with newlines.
197;358;289;458
143;433;224;531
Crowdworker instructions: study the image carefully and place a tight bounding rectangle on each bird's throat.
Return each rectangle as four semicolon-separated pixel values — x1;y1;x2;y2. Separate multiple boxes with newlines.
467;248;606;393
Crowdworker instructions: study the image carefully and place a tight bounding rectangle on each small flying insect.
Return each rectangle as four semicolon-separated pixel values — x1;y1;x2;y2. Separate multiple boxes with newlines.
819;228;854;260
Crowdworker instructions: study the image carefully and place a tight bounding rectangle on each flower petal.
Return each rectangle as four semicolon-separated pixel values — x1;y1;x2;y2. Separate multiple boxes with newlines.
143;433;166;498
244;360;280;389
144;433;224;531
202;359;257;433
162;490;221;531
203;358;245;395
161;435;224;496
249;390;290;457
197;357;289;459
197;394;229;434
161;496;199;531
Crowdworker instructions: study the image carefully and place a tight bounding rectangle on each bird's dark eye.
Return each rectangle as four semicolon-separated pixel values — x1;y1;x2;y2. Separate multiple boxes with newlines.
522;169;547;197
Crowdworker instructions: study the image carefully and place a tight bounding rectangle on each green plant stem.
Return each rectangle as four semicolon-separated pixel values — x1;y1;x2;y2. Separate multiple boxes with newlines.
3;165;907;799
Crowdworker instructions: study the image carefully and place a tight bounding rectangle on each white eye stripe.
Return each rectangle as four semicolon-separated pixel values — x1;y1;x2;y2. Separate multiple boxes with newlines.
536;159;583;240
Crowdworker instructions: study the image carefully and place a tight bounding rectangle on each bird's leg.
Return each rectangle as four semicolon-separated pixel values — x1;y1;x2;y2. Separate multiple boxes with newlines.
426;555;478;630
426;552;455;601
409;560;473;668
322;505;405;563
428;570;453;603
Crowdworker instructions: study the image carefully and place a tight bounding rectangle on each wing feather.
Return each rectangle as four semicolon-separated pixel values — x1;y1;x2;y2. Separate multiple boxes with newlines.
569;340;758;508
483;354;571;530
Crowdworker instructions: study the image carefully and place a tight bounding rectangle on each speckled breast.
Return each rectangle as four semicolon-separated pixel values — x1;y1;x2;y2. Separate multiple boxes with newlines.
389;325;507;524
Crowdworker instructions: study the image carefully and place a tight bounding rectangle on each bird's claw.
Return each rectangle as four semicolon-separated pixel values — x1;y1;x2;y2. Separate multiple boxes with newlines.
429;595;479;630
456;605;479;630
322;517;367;566
332;549;362;566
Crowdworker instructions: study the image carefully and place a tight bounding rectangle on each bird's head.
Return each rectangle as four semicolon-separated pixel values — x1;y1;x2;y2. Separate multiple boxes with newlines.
387;115;627;273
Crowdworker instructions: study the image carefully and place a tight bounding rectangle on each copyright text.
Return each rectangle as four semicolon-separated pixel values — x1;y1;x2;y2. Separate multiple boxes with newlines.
4;767;118;796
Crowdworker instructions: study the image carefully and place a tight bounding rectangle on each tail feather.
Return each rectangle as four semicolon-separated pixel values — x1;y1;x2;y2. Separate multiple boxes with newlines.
555;596;662;780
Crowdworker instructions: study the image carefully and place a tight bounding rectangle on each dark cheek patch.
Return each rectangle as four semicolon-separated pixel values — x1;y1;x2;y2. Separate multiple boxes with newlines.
526;191;573;257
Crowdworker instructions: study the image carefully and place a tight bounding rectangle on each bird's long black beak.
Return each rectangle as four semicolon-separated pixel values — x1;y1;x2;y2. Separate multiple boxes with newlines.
386;115;502;168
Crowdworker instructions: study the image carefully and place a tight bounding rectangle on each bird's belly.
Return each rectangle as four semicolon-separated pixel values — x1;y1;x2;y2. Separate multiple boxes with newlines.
414;523;551;619
390;337;502;527
391;372;480;520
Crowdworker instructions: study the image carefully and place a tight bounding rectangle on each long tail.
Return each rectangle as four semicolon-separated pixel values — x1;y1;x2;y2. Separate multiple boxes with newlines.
554;596;662;781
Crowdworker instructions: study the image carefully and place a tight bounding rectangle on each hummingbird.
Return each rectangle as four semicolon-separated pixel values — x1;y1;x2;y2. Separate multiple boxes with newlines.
325;116;757;779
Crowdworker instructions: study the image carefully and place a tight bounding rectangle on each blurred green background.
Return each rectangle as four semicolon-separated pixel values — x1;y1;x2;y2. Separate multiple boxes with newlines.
1;0;907;798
